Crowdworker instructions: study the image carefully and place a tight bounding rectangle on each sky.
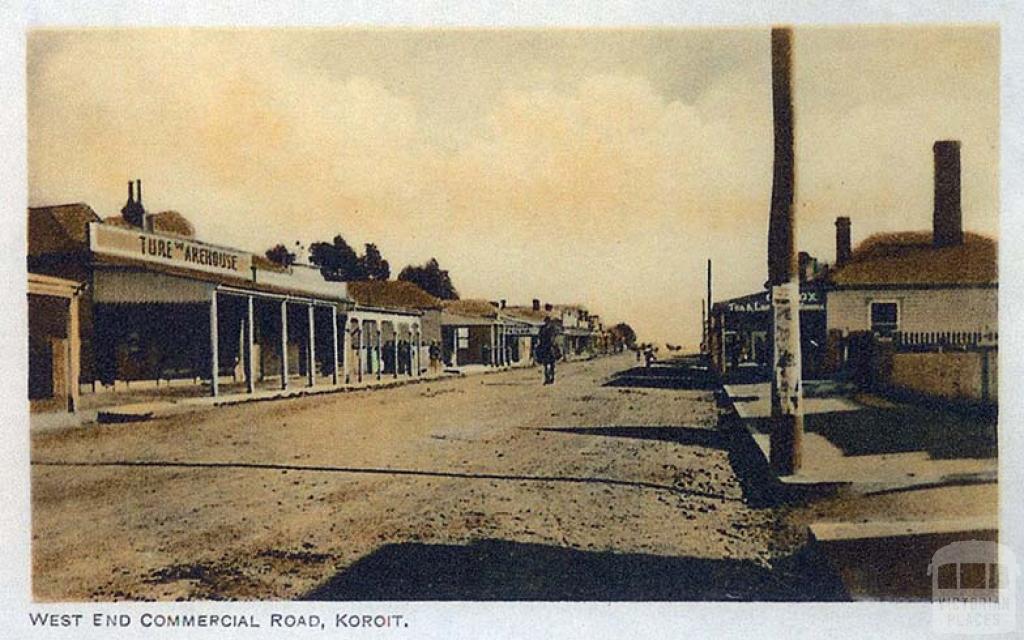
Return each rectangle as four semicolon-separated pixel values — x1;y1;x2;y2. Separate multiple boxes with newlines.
27;26;999;346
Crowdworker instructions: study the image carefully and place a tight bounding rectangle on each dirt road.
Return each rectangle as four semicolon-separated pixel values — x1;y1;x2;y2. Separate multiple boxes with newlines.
31;354;839;601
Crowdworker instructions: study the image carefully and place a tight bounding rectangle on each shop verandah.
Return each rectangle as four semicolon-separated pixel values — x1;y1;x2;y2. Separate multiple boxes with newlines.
440;315;531;369
343;307;424;384
77;288;425;411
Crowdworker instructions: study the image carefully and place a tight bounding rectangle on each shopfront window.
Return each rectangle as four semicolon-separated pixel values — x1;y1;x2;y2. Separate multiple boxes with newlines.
456;327;469;349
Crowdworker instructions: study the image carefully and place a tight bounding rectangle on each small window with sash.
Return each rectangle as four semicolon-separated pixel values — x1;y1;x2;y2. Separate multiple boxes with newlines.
870;301;899;337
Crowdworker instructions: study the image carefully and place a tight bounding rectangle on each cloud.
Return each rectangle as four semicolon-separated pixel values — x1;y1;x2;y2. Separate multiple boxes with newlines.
27;28;999;347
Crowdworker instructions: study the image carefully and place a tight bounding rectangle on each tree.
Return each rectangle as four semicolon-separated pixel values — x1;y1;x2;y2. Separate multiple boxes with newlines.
398;258;459;300
309;235;363;281
609;322;638;349
358;243;390;281
265;244;296;267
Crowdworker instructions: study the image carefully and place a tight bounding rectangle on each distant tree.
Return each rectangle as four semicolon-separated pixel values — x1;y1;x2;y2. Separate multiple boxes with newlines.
265;243;296;267
309;235;364;281
398;258;459;300
609;322;638;349
359;243;391;281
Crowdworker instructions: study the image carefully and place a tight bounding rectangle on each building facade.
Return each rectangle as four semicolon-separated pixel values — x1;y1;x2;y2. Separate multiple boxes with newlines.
28;184;428;410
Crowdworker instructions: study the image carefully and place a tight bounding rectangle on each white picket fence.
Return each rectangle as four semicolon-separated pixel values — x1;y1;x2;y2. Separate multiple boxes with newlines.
894;330;998;350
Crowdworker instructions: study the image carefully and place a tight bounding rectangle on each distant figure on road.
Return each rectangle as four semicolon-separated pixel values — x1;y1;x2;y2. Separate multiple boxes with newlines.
535;317;561;385
643;344;656;368
428;341;441;375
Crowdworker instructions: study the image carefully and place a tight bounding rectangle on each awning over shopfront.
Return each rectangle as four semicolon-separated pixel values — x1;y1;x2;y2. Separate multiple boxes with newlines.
93;268;216;304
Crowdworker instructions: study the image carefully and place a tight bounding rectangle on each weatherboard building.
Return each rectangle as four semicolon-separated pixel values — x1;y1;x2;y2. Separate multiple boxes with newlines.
28;181;426;412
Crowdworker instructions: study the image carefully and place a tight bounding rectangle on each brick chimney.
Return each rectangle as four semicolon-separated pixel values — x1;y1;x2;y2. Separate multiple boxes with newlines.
120;179;146;228
835;216;851;267
798;251;811;282
933;140;963;248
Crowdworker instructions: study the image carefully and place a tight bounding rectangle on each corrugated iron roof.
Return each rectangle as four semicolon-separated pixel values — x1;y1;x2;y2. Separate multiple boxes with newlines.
502;305;551;324
348;280;443;310
28;203;101;256
442;298;500;318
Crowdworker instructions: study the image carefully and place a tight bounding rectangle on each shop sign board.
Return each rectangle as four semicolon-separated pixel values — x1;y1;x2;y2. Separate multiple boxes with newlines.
90;223;252;279
505;324;539;337
726;289;823;314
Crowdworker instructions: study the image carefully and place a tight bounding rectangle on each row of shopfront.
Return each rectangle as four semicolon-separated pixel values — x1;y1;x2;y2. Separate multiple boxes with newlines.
28;202;617;414
706;286;828;378
438;301;609;370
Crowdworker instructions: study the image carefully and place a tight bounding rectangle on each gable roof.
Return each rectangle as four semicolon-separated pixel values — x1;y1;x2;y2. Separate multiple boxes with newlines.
149;211;195;237
103;210;196;238
442;298;499;318
347;280;443;310
503;305;552;324
829;231;997;287
28;203;101;256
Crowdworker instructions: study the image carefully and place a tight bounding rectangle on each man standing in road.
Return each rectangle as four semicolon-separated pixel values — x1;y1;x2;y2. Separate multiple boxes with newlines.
536;316;561;385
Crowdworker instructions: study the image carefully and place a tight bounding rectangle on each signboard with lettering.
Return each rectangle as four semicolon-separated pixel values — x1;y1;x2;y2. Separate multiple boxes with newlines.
725;288;823;314
89;223;252;280
504;324;539;337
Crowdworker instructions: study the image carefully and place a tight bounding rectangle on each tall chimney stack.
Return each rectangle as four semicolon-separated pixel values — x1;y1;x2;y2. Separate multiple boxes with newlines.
121;178;146;228
835;216;851;267
933;140;962;248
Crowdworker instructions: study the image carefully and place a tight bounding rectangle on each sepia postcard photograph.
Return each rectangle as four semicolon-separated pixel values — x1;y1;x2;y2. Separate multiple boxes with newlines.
3;1;1023;638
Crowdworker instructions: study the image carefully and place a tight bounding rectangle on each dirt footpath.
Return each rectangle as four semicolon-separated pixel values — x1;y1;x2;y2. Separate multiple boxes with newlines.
31;354;837;601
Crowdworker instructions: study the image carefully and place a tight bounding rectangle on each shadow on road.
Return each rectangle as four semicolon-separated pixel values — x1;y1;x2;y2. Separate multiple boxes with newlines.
807;405;997;460
746;404;997;461
603;361;719;391
301;538;846;601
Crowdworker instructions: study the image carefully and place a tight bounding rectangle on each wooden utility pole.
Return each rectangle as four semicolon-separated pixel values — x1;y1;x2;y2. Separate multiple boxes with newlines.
706;259;712;355
767;26;803;475
701;298;707;355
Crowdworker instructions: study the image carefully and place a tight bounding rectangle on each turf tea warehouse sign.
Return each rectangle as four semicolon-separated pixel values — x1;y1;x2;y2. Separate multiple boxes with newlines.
89;223;252;278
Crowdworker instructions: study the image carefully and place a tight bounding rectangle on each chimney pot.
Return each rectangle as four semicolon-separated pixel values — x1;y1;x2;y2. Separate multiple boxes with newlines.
835;217;852;267
933;140;963;248
121;177;146;228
